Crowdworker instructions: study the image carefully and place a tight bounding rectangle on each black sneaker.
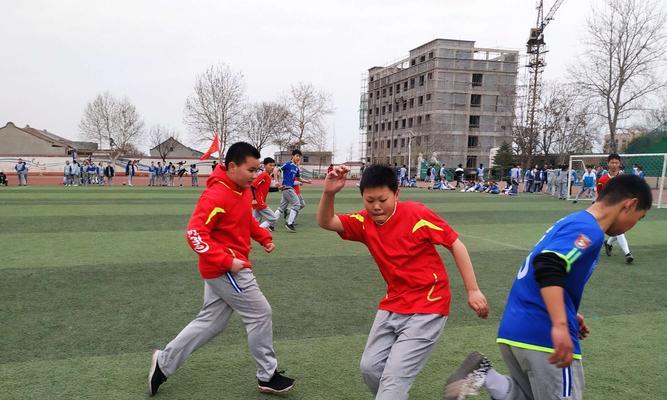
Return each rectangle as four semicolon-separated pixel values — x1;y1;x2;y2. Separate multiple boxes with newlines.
625;253;634;264
258;370;295;394
572;200;578;204
285;224;296;233
443;351;491;400
604;242;613;256
148;350;167;396
268;225;275;232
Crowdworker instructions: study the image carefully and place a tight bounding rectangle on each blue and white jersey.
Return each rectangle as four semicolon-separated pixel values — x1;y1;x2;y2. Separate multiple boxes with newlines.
280;161;300;188
582;171;596;188
497;210;605;358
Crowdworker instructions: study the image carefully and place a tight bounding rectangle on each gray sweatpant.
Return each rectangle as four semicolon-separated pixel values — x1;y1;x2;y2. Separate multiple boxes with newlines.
490;344;584;400
157;268;278;381
274;188;301;225
360;310;447;400
253;207;278;229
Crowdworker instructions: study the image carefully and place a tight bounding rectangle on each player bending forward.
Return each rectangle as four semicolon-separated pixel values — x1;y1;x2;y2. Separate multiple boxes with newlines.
318;164;489;400
443;174;652;400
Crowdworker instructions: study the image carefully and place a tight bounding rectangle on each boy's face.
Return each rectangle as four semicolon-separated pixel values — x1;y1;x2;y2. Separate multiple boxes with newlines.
607;199;647;236
264;163;275;174
608;159;621;173
292;154;302;163
361;186;398;224
227;156;260;188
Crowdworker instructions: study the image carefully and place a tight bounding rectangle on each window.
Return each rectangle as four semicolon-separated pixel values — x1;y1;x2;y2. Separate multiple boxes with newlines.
469;115;480;128
368;125;372;132
381;106;386;115
425;114;431;121
382;88;386;98
468;136;479;148
425;135;429;143
396;84;401;93
408;117;413;128
387;139;391;148
417;116;422;125
428;51;434;59
370;76;374;82
403;101;407;111
374;124;379;132
376;90;380;97
388;104;392;113
418;96;423;106
369;92;372;99
471;94;482;107
472;73;483;87
394;120;399;129
466;155;477;168
368;108;372;115
381;123;385;131
426;93;431;101
303;156;309;163
393;139;398;148
411;58;416;66
389;86;393;96
410;78;415;88
402;119;406;128
409;98;415;108
375;107;379;115
367;141;371;147
403;82;408;91
401;138;406;147
428;72;433;80
374;141;378;149
419;75;424;86
420;55;426;62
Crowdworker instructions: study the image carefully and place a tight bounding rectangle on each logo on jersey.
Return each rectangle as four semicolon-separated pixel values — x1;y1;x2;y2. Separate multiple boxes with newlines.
574;234;592;250
187;229;209;253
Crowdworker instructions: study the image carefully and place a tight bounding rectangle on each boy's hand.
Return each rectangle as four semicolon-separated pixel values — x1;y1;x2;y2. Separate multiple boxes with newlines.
252;199;258;205
323;165;350;194
549;323;574;368
263;242;275;253
576;313;590;340
229;258;247;274
467;289;489;319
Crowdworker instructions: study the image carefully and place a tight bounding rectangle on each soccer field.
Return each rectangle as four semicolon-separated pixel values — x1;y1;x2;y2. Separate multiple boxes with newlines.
1;186;665;399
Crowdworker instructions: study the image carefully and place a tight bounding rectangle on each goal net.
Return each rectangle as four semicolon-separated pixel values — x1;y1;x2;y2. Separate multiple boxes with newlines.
568;153;667;209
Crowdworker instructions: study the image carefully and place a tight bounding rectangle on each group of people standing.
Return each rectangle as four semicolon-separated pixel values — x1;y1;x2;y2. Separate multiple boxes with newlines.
63;159;115;186
146;161;200;187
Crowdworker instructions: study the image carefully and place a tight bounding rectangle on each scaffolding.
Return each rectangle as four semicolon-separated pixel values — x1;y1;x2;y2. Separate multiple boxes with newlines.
359;73;369;162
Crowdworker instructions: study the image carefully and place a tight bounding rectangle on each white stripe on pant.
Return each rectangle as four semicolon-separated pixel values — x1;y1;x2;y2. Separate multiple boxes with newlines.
157;268;278;381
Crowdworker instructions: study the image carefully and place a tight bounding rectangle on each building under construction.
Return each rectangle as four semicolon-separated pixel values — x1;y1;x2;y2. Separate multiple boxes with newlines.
360;39;519;170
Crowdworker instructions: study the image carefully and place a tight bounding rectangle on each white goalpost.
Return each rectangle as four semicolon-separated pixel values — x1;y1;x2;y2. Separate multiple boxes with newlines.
567;153;667;209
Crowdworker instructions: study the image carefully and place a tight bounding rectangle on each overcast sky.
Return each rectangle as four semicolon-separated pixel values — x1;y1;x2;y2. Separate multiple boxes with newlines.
1;0;606;161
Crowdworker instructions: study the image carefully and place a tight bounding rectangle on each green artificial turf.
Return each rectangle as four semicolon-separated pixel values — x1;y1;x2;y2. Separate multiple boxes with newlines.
1;186;665;399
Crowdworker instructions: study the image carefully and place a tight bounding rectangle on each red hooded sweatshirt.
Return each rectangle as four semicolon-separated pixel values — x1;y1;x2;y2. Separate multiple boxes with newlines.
185;164;273;279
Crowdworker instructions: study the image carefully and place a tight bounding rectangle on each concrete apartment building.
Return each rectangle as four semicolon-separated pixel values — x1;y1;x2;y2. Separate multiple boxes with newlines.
360;39;519;170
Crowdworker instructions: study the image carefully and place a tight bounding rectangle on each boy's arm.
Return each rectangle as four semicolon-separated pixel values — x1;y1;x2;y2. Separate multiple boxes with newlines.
249;215;275;253
449;239;489;319
317;166;350;233
540;286;572;368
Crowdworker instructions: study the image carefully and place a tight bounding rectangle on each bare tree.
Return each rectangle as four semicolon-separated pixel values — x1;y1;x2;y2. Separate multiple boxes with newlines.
244;102;290;153
285;82;333;150
79;92;144;163
570;0;667;153
642;93;667;129
148;125;180;162
184;63;245;158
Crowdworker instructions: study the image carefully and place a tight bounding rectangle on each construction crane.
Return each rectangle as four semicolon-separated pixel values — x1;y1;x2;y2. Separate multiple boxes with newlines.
525;0;566;167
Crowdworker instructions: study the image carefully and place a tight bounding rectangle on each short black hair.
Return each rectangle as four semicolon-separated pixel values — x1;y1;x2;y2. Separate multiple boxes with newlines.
225;142;260;167
263;157;275;165
608;153;621;162
597;174;652;210
359;165;398;194
291;149;302;156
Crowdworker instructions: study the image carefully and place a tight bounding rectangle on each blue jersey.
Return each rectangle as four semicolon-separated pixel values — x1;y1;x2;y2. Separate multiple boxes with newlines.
280;161;300;188
497;210;604;358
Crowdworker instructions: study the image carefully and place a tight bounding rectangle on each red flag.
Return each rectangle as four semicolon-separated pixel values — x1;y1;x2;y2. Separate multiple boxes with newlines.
200;133;220;160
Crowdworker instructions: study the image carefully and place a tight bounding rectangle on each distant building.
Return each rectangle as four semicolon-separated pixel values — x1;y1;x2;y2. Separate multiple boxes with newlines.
0;122;97;157
604;129;645;153
149;137;205;159
273;150;333;167
360;38;519;170
625;123;667;154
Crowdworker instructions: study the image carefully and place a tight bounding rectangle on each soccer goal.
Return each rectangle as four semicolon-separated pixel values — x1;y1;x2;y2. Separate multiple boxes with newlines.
568;153;667;208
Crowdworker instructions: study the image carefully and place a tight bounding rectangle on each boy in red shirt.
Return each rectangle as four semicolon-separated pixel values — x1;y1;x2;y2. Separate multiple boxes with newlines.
598;153;634;263
148;142;295;396
317;164;489;400
252;157;279;230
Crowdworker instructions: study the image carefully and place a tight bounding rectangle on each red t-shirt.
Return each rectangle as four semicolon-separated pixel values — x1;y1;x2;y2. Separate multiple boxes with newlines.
251;172;272;210
337;201;459;316
596;171;620;192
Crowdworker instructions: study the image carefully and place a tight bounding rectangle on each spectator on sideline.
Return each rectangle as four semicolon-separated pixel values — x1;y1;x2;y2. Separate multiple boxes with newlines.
104;162;115;186
15;158;29;186
0;170;7;186
190;164;199;187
